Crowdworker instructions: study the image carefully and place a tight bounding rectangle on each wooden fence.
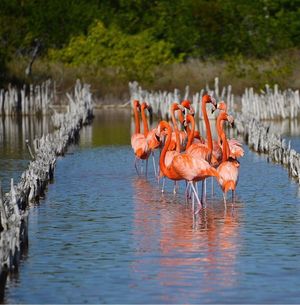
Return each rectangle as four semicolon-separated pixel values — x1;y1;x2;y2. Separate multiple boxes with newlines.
129;77;234;120
241;84;300;120
129;80;300;184
0;80;93;300
0;79;55;116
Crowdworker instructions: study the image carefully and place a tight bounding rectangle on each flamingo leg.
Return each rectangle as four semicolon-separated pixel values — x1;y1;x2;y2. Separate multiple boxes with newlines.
223;192;227;209
161;177;166;193
211;176;214;196
145;158;148;177
201;180;207;206
173;181;179;194
232;190;235;206
152;152;157;177
185;182;190;203
192;191;195;212
134;157;140;175
190;182;202;214
204;179;207;202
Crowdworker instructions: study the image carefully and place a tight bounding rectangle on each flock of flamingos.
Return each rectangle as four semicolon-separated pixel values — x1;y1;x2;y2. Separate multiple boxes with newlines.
130;95;244;214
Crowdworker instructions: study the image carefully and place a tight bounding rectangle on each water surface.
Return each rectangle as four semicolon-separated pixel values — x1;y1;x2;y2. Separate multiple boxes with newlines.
0;115;53;192
2;110;300;303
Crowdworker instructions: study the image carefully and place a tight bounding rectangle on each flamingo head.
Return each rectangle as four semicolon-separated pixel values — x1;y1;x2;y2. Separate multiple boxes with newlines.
170;102;182;112
218;111;234;127
181;99;195;115
133;99;140;109
183;113;193;127
147;104;153;124
203;94;217;112
217;101;227;111
141;101;147;110
156;121;171;136
227;114;234;127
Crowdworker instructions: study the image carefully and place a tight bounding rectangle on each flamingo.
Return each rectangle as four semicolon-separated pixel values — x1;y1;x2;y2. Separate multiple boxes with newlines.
157;120;219;212
160;102;186;192
168;100;195;152
216;111;240;207
131;100;151;175
140;101;161;176
184;94;219;201
216;101;244;159
185;94;218;164
159;100;195;191
178;101;205;145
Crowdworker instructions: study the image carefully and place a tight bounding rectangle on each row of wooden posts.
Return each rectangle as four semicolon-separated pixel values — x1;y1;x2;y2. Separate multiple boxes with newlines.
129;80;300;184
0;80;93;300
130;78;300;121
129;77;234;121
234;114;300;183
0;79;55;116
242;85;300;120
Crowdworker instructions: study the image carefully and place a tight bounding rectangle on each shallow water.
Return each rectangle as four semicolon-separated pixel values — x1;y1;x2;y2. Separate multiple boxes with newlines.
2;110;300;303
0;115;53;192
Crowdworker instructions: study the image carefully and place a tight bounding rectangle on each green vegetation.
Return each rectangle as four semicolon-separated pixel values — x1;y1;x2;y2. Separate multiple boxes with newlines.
1;0;300;98
48;21;178;82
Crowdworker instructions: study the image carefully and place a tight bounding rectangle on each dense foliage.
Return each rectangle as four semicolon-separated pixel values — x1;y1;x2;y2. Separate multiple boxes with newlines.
1;0;300;82
48;21;178;81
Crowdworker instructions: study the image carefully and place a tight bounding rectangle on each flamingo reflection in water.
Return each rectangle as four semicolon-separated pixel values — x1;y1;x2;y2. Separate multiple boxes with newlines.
131;176;242;302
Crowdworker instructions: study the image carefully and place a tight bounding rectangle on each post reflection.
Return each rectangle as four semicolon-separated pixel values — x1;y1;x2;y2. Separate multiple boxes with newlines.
0;115;53;191
131;176;241;302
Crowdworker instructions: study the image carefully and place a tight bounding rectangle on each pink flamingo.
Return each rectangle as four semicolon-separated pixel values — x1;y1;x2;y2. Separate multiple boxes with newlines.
141;102;161;176
131;100;151;175
185;94;219;201
185;94;218;164
216;101;244;159
157;120;219;212
160;102;186;192
216;111;240;207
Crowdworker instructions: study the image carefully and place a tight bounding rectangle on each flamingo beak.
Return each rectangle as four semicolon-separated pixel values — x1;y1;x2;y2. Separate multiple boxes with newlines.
211;104;217;114
228;115;235;127
211;97;217;107
147;105;153;125
190;105;195;116
182;117;188;128
178;104;185;112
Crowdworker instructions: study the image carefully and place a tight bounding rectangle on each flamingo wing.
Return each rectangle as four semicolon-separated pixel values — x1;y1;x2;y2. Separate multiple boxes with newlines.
228;139;244;158
131;133;150;159
186;143;210;161
172;154;218;181
146;129;160;150
217;161;239;191
165;150;180;168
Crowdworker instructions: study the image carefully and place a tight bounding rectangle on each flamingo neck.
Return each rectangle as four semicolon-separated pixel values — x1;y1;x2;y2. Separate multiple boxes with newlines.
216;114;224;145
186;114;195;149
171;104;181;153
218;116;230;162
202;101;213;158
133;103;140;134
159;122;175;177
141;107;149;136
221;132;229;162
